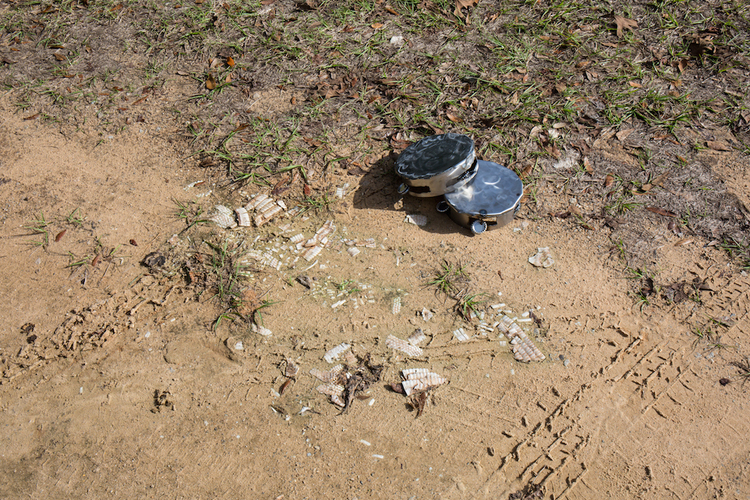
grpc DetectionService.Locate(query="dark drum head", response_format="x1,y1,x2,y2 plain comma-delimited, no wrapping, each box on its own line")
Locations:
444,160,523,217
395,133,474,180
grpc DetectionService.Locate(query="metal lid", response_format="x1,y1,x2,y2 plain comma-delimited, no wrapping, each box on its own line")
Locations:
395,133,474,180
443,160,523,218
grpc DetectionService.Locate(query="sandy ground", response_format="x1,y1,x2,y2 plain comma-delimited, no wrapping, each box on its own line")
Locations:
1,102,750,500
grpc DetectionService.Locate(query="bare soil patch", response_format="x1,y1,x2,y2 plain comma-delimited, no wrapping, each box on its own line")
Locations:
1,0,750,498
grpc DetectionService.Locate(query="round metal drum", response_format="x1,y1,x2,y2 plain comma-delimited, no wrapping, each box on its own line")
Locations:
395,133,476,197
441,160,523,234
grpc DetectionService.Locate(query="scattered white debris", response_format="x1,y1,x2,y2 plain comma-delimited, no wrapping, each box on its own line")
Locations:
401,369,447,396
407,329,426,346
386,335,423,357
324,343,351,364
252,323,272,336
453,328,471,342
210,204,237,229
529,247,554,268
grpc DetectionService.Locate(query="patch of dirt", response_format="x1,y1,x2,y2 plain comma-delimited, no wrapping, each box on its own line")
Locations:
2,1,750,498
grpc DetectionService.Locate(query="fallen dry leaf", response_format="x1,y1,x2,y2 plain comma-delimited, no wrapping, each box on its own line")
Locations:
583,157,593,173
54,53,66,61
371,22,384,29
385,4,398,15
616,128,634,141
604,173,615,187
205,74,216,90
614,15,638,38
226,56,235,67
628,81,642,88
454,0,478,19
707,140,731,151
646,206,677,217
446,112,462,123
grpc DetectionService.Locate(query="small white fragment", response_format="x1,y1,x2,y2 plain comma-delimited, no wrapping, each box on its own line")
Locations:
360,440,371,446
453,328,471,342
368,398,375,406
324,343,351,364
421,307,434,322
386,335,423,357
245,194,269,211
210,204,237,229
347,247,361,257
310,364,344,383
373,454,384,459
401,371,447,396
331,299,347,309
529,247,554,268
407,329,426,346
390,35,404,45
402,368,430,380
392,296,402,315
316,383,345,397
404,214,427,226
302,245,323,261
252,323,272,336
490,303,506,309
235,207,251,227
234,341,244,351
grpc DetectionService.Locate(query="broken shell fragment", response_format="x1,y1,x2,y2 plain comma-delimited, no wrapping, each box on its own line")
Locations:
386,335,423,357
453,328,471,342
235,207,251,227
310,364,345,383
497,315,545,362
347,247,361,257
210,204,237,229
529,247,554,268
245,193,270,211
314,220,336,241
392,296,402,315
284,359,300,378
402,367,430,380
421,307,434,322
400,369,447,396
407,329,426,346
316,383,345,397
254,203,283,227
324,343,351,364
512,335,545,362
316,382,346,407
302,245,323,262
252,323,272,336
